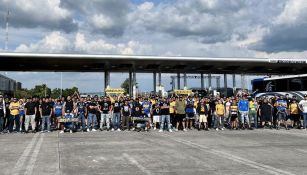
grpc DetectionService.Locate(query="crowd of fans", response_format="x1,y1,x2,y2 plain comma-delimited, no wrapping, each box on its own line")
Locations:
0,93,307,134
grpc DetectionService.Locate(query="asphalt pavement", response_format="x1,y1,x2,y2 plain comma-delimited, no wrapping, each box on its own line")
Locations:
1,129,307,175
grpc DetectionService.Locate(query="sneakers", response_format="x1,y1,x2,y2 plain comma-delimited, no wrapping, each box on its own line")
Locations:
154,127,157,130
215,128,219,131
59,131,64,134
111,128,115,131
221,128,224,131
159,129,163,132
92,129,97,132
70,130,73,134
117,128,121,131
87,128,90,132
169,129,172,133
183,128,187,132
175,128,178,132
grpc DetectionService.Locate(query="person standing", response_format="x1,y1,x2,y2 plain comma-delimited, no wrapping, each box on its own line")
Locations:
8,98,20,133
24,98,37,133
238,96,250,129
259,99,273,129
159,98,172,132
289,99,300,129
175,96,187,131
249,98,258,129
196,99,208,131
40,98,53,132
87,98,98,132
121,100,131,131
215,100,225,130
99,97,112,131
299,95,307,130
0,95,6,133
76,97,87,131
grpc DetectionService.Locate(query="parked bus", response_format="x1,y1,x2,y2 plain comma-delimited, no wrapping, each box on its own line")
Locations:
252,74,307,100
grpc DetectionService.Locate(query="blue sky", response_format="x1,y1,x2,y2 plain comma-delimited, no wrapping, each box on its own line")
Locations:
0,0,307,92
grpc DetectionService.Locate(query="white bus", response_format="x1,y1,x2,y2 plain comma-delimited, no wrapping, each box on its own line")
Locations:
252,74,307,100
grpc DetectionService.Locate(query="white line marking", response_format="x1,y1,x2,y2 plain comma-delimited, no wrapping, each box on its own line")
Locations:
12,133,39,175
159,133,295,175
24,133,44,175
122,153,152,175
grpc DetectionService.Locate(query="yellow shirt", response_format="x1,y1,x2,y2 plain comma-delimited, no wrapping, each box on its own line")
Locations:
216,104,225,116
9,102,20,116
290,103,299,114
170,101,176,114
151,99,156,105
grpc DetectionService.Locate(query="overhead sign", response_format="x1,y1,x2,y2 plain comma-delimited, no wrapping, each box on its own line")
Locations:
105,88,125,94
269,59,307,64
174,89,192,95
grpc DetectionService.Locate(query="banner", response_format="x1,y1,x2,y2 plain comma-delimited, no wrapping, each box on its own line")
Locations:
174,89,192,95
105,88,125,94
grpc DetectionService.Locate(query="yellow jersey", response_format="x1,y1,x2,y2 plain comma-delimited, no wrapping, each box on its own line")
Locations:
216,104,225,116
170,101,176,114
9,102,20,116
290,103,299,114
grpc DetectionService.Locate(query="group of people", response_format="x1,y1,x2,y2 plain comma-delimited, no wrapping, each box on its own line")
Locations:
1,93,307,134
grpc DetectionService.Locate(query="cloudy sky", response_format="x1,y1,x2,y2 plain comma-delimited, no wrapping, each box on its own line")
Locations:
0,0,307,92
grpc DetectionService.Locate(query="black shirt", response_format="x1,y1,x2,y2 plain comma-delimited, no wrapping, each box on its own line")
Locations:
25,102,36,115
87,102,97,114
100,101,111,114
260,103,272,116
77,102,86,114
65,100,74,113
132,104,142,117
160,101,170,115
122,104,131,116
113,101,121,113
40,102,52,116
152,104,160,115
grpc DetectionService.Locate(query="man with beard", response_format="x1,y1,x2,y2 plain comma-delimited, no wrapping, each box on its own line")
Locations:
40,98,53,133
99,97,112,131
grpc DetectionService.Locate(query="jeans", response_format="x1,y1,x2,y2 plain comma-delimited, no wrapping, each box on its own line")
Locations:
87,113,97,129
303,113,307,129
214,116,224,129
41,115,51,131
0,117,3,131
160,115,171,130
121,115,130,130
25,115,36,131
249,112,257,128
100,113,110,129
240,111,249,124
8,115,20,132
78,113,86,129
112,112,121,130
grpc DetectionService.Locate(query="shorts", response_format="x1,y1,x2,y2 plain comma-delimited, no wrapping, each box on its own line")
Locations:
186,113,195,119
261,115,271,122
277,112,287,121
290,114,300,122
176,114,185,122
153,115,160,123
199,114,208,123
231,114,238,122
55,113,62,118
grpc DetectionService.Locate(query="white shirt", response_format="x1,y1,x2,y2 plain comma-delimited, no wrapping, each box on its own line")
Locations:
299,100,307,113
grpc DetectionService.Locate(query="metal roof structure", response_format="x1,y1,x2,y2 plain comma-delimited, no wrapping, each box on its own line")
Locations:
0,52,307,74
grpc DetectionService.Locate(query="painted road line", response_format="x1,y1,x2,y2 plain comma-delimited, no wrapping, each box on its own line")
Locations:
122,153,152,175
12,133,39,175
24,133,44,175
159,133,295,175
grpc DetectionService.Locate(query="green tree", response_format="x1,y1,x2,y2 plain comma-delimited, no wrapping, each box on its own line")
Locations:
15,89,31,99
51,88,62,99
62,87,79,97
121,78,130,94
31,84,51,97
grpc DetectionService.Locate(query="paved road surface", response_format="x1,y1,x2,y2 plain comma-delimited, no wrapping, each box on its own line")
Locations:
1,129,307,175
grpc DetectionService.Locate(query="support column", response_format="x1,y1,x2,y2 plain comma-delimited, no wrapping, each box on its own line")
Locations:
183,72,187,90
232,74,236,93
158,72,162,96
153,72,157,96
241,74,245,90
201,73,204,90
216,77,221,89
104,70,110,96
129,70,132,97
208,74,212,91
171,76,175,91
133,71,136,98
177,72,181,89
224,74,228,97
